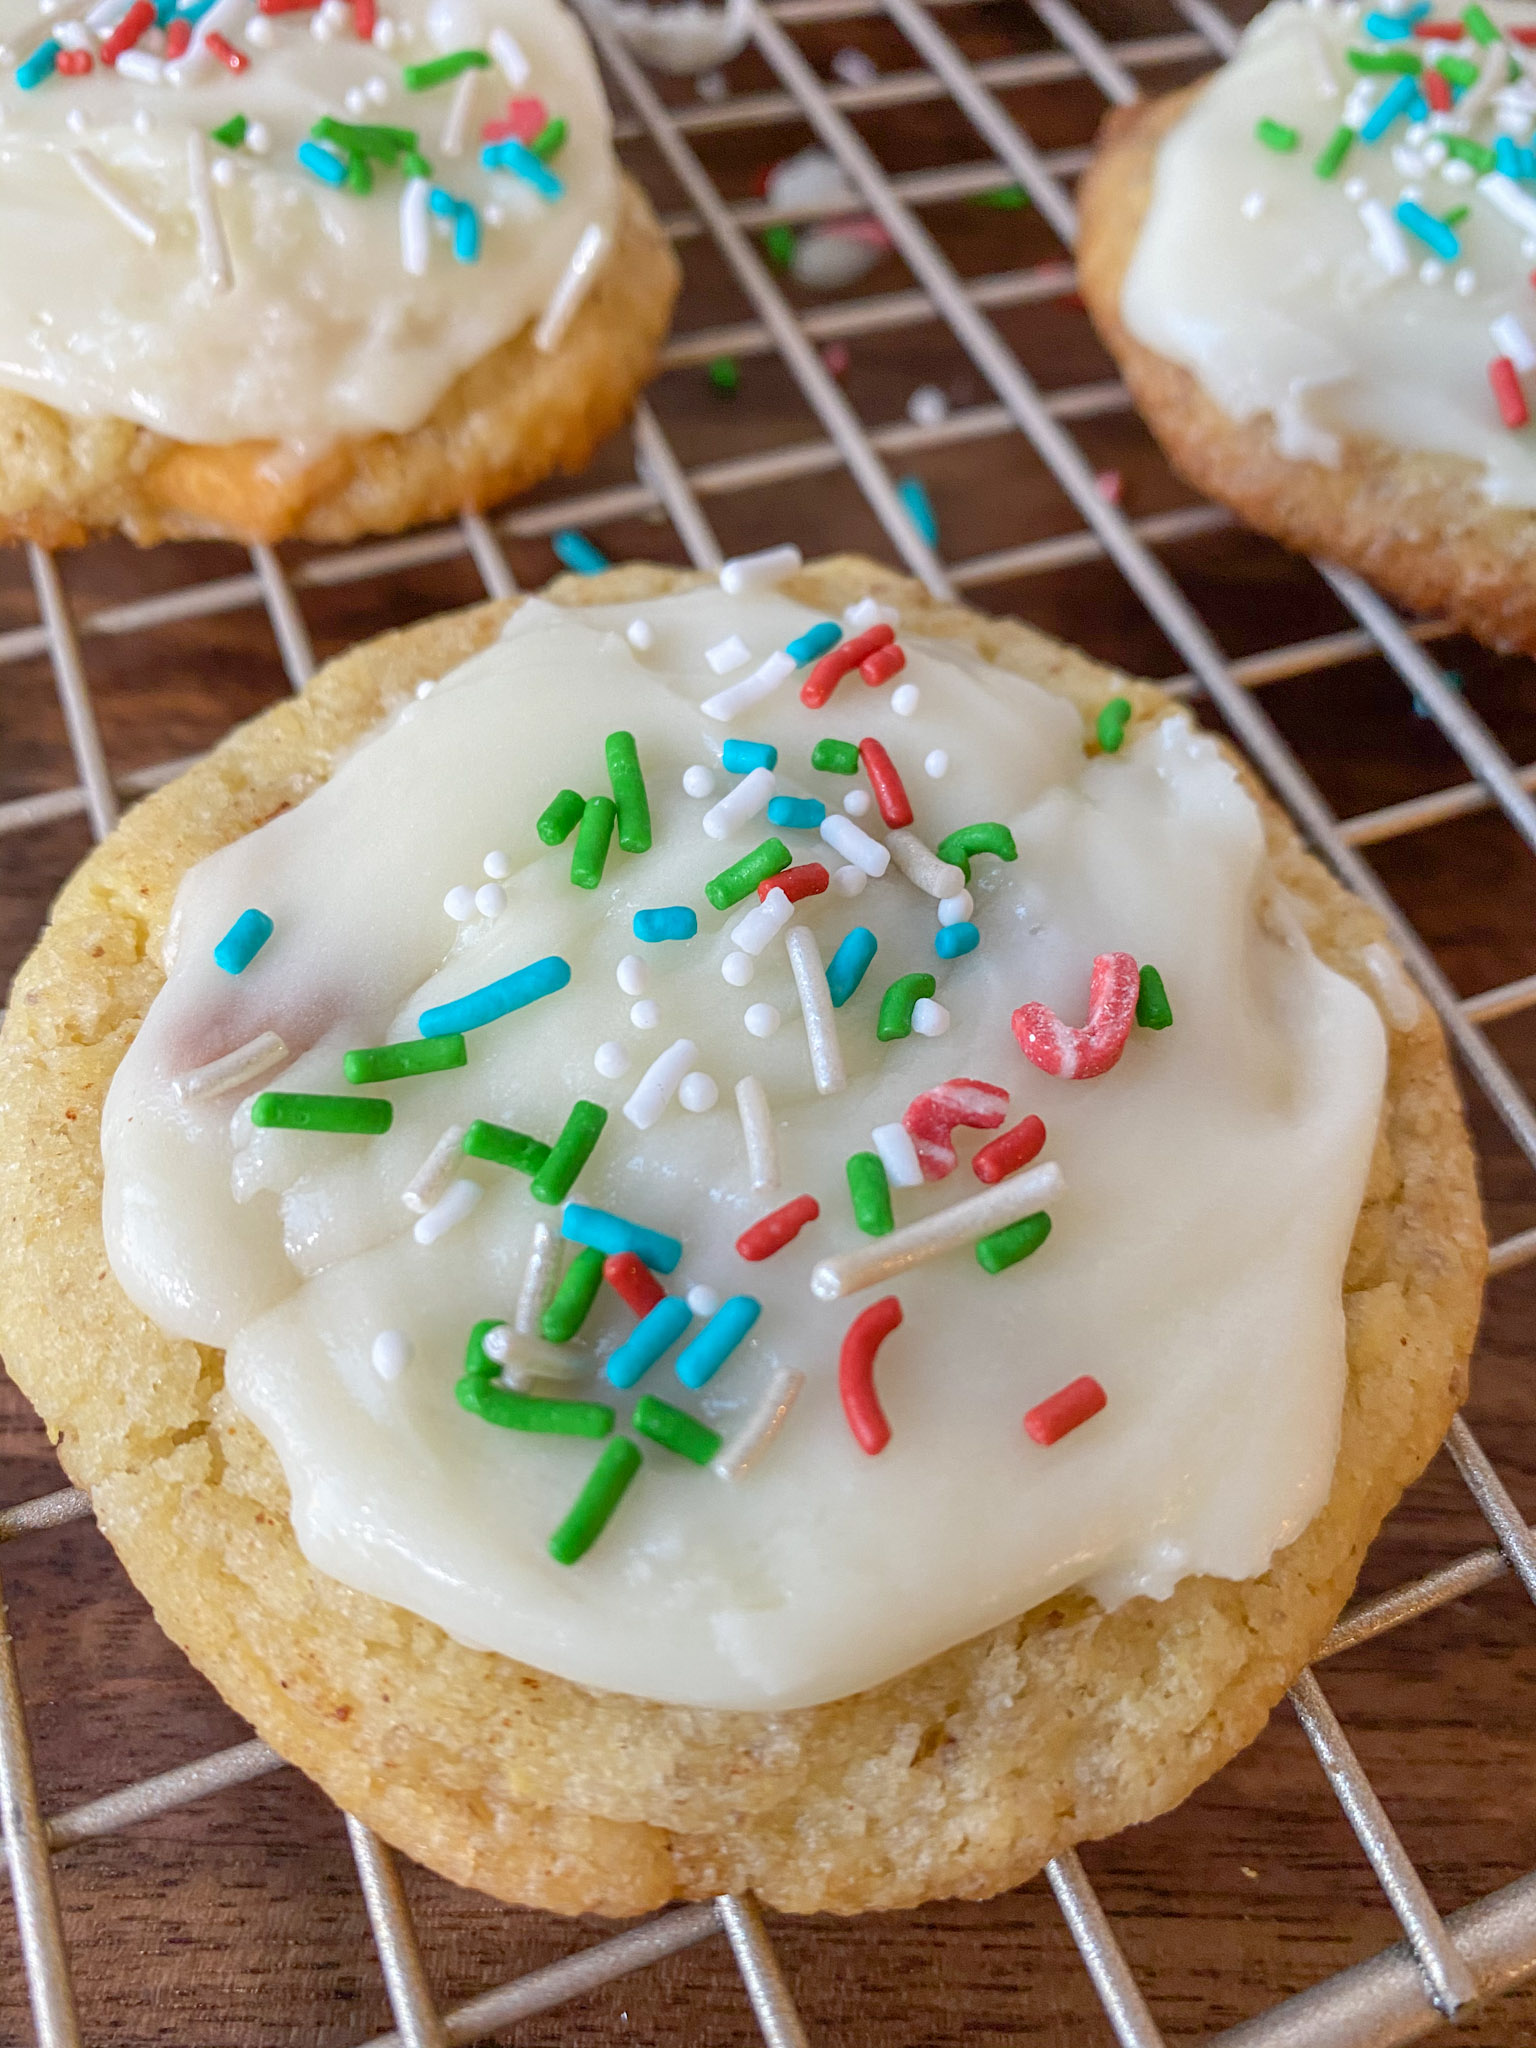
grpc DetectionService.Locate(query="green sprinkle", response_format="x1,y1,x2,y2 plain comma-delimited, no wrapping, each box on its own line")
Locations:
529,1099,607,1205
1255,116,1299,151
877,972,937,1043
250,1092,391,1135
1096,696,1132,753
707,355,739,396
1445,132,1495,169
811,737,861,774
1315,123,1354,178
632,1394,721,1465
456,1376,614,1437
541,1244,606,1343
312,117,417,156
211,113,247,147
705,837,792,912
343,1033,466,1085
762,222,796,270
548,1436,642,1565
537,786,586,845
402,47,490,89
464,1318,502,1378
531,114,567,159
570,794,617,890
1346,45,1421,70
934,820,1018,884
462,1119,551,1175
846,1152,893,1236
1136,964,1173,1030
970,183,1029,209
345,151,374,194
975,1211,1052,1276
1463,2,1498,42
1437,52,1480,85
401,148,433,177
1442,203,1470,227
605,730,652,854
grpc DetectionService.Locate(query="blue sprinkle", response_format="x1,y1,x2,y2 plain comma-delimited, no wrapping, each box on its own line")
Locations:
633,905,698,943
154,0,176,23
553,528,609,575
213,908,273,976
606,1296,693,1389
418,954,571,1036
481,136,563,198
825,926,878,1007
675,1295,761,1389
1496,134,1532,180
1364,7,1417,35
766,795,827,829
297,139,350,186
16,38,59,86
897,474,939,548
453,202,480,262
429,186,457,217
1395,197,1458,259
934,920,980,960
786,622,841,666
722,738,777,774
562,1203,682,1274
174,0,221,18
1361,73,1419,143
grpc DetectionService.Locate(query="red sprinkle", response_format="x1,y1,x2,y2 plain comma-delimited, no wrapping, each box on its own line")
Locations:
483,95,547,142
801,624,894,709
1012,952,1140,1081
206,29,246,67
56,46,93,70
857,736,913,828
760,861,829,904
972,1113,1046,1184
259,0,322,11
100,0,154,63
604,1251,664,1317
860,642,906,687
163,16,190,55
902,1078,1010,1182
1414,17,1465,32
1024,1375,1107,1447
1490,355,1528,430
1422,66,1452,110
736,1193,819,1262
1509,22,1536,39
822,341,851,378
840,1296,902,1455
353,0,376,33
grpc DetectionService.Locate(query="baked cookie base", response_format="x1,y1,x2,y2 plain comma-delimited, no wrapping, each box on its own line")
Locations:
0,176,679,551
1079,92,1536,657
0,558,1485,1917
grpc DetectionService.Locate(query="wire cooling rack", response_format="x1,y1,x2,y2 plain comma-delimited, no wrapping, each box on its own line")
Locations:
2,0,1536,2040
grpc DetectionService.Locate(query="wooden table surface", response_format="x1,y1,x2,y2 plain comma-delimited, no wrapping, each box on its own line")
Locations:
3,0,1536,2040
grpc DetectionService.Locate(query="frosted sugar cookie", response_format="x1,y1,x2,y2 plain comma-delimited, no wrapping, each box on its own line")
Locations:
1080,0,1536,653
0,556,1483,1915
0,0,677,545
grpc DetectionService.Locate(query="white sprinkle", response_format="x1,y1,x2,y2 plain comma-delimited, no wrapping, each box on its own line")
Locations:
906,382,949,426
1441,156,1474,185
1492,313,1536,371
1343,174,1369,202
1478,169,1536,240
211,157,236,188
413,1176,481,1245
784,924,845,1095
440,62,478,155
884,826,964,899
845,595,898,631
444,883,477,921
924,749,949,778
483,1319,590,1385
114,46,162,80
720,543,802,596
705,632,751,674
515,1219,558,1335
402,1123,468,1214
703,763,776,838
626,616,655,651
630,998,661,1030
811,1161,1064,1300
744,1003,780,1038
735,1074,779,1190
696,67,727,100
721,951,755,987
686,1283,721,1318
345,84,369,114
474,882,505,918
594,1039,631,1079
366,73,389,102
842,788,872,817
1419,259,1444,285
617,953,648,996
911,997,950,1037
1423,137,1447,167
1240,188,1266,221
65,109,91,135
1359,197,1410,279
244,13,273,43
1392,145,1425,179
937,888,973,926
372,11,395,42
372,1330,412,1381
400,175,430,277
489,20,528,82
244,119,269,153
830,862,868,897
1454,266,1477,296
729,886,794,957
679,1071,719,1112
820,812,889,876
310,9,333,35
174,1029,288,1102
483,848,511,879
871,1121,923,1189
890,682,920,716
682,763,716,799
713,1364,804,1480
1361,940,1421,1031
534,220,608,353
624,1037,698,1129
830,43,878,84
701,648,795,722
53,16,89,46
68,147,156,246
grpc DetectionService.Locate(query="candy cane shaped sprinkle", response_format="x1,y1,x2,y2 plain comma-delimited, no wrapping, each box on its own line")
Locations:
624,1037,698,1131
706,837,792,911
413,1176,482,1245
820,812,889,877
462,1120,550,1175
785,924,846,1095
570,795,617,889
902,1079,1009,1182
977,1209,1052,1275
400,174,430,274
344,1034,466,1084
1136,965,1174,1030
762,861,829,903
633,1394,721,1465
825,926,878,1008
1014,952,1141,1080
547,1437,642,1565
418,954,571,1036
534,221,608,352
973,1113,1046,1184
456,1376,613,1437
604,730,652,854
516,1220,560,1335
542,1243,606,1342
606,1295,692,1388
703,765,776,839
708,635,751,676
252,1092,392,1134
735,1074,779,1191
481,1321,597,1387
633,906,698,943
871,1120,924,1189
440,63,478,155
563,1204,683,1275
719,543,803,595
766,795,827,830
935,921,980,960
812,1162,1064,1301
801,624,894,708
934,821,1017,884
676,1294,761,1388
713,1365,804,1479
856,736,913,827
877,971,936,1042
185,131,233,292
736,1193,819,1261
839,1296,902,1454
846,1151,893,1236
67,146,159,243
1096,696,1132,753
1490,354,1529,428
604,1250,665,1316
730,888,794,956
701,649,796,722
174,1030,288,1102
1024,1375,1106,1447
885,827,965,900
529,1099,607,1205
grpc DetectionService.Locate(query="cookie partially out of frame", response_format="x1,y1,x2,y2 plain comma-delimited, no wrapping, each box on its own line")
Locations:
1079,90,1536,656
0,178,677,552
0,557,1484,1917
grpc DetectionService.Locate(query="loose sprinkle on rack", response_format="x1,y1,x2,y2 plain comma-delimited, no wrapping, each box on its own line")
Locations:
902,1079,1010,1182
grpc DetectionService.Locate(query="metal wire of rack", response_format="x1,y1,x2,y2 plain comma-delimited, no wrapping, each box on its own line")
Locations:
1,0,1535,2040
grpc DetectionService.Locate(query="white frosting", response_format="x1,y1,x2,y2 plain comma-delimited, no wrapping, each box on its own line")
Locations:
1122,0,1536,505
0,0,616,445
100,587,1387,1709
